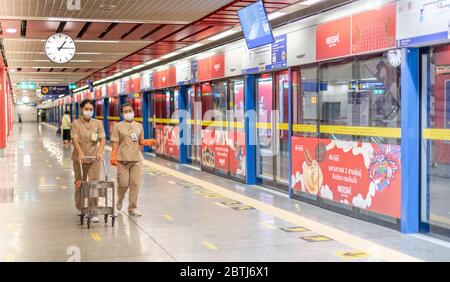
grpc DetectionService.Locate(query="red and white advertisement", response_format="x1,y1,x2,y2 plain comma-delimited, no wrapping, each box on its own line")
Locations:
228,130,246,177
351,2,396,54
198,57,211,82
214,129,229,173
131,76,141,93
210,53,225,79
201,128,216,169
316,17,351,61
154,124,179,160
291,136,401,218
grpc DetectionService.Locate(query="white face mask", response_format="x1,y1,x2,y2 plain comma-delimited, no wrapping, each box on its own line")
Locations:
124,113,134,121
83,110,93,119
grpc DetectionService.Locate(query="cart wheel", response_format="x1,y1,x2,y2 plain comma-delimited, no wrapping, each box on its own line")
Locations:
87,218,91,229
104,215,108,223
112,217,115,227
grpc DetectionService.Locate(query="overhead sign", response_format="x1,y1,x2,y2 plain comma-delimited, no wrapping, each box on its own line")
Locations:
18,82,38,90
41,85,70,98
397,0,450,47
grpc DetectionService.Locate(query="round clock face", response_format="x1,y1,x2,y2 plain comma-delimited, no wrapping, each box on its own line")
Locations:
387,49,402,67
45,33,76,64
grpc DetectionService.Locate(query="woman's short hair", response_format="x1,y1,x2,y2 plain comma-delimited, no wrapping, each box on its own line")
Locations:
80,99,94,109
121,103,133,113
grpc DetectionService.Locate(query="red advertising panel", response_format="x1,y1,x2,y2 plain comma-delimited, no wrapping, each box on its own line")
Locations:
168,67,177,87
153,71,161,89
159,69,169,88
94,87,102,99
124,78,132,94
292,136,401,218
229,131,246,177
154,124,179,160
352,3,396,54
107,84,114,97
316,17,351,60
211,53,225,79
202,128,216,169
198,57,211,81
214,129,229,173
131,77,141,93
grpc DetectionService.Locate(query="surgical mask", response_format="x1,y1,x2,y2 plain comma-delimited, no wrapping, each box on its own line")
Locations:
83,110,93,119
124,113,134,121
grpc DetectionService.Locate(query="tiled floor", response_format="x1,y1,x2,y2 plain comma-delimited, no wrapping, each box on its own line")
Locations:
0,122,449,262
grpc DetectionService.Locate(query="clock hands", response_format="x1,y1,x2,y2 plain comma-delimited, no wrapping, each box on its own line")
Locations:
57,40,67,51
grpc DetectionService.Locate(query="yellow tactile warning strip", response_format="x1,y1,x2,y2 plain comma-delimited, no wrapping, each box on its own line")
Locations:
202,240,218,250
41,123,422,261
335,250,372,260
163,214,174,221
91,232,102,242
280,226,310,233
301,235,333,242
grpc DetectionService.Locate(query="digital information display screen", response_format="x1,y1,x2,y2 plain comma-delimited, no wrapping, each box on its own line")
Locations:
238,0,274,49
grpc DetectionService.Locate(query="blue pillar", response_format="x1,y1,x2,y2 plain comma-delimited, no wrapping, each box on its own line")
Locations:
245,74,257,185
103,98,110,140
119,95,126,122
401,48,420,234
142,92,151,152
75,103,79,119
288,68,293,199
178,85,188,164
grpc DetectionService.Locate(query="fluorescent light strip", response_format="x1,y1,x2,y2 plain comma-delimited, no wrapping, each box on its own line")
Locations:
208,29,238,41
180,43,203,52
161,52,180,59
268,11,286,20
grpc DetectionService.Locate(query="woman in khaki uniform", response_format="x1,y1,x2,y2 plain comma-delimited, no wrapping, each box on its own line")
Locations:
110,103,156,216
71,99,106,222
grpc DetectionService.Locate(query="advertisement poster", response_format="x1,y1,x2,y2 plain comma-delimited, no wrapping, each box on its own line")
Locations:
210,53,225,79
396,0,450,47
202,128,216,169
269,34,287,70
155,124,179,160
352,2,396,54
214,129,230,173
198,57,211,81
316,17,351,60
291,136,401,218
229,131,246,177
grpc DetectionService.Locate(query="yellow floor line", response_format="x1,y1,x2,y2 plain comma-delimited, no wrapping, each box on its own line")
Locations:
213,202,228,208
41,124,421,262
202,240,218,250
91,232,102,242
260,222,277,230
163,214,174,221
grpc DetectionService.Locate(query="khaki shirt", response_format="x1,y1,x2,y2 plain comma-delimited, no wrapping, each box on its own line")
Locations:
111,121,144,162
71,118,105,161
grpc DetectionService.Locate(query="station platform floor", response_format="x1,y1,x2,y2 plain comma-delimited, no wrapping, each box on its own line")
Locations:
0,122,449,262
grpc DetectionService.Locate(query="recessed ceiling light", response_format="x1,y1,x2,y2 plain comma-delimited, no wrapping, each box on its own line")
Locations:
5,28,17,34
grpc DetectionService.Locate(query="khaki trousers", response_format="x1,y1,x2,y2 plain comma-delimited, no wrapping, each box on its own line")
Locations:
73,160,101,210
117,161,142,212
